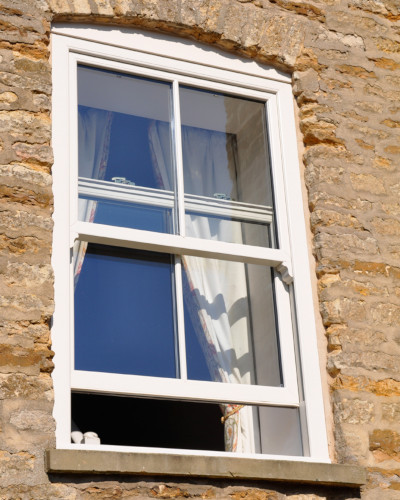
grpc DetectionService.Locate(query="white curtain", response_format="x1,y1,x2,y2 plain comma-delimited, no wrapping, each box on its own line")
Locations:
149,122,259,453
74,108,113,285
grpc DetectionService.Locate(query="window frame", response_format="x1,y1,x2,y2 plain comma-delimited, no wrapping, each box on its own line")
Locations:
51,24,329,462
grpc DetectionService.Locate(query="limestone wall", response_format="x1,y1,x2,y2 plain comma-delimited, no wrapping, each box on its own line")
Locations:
0,0,399,498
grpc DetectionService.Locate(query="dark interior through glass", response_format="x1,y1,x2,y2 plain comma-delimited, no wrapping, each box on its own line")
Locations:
74,244,213,381
71,393,303,456
74,244,178,378
99,110,167,189
72,393,225,451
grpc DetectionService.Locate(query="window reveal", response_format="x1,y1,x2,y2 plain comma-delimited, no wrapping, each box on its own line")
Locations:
51,27,329,461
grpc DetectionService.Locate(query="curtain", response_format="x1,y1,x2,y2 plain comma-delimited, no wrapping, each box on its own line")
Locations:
74,108,113,286
149,122,259,453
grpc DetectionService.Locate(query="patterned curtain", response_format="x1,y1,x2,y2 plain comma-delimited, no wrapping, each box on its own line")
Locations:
73,108,113,286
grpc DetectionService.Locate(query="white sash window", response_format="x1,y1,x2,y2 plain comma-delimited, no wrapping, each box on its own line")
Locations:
51,25,329,461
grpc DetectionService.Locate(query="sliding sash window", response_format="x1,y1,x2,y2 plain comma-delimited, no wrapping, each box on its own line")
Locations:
52,26,329,461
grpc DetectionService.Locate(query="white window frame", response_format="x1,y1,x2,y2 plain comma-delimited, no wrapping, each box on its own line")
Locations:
51,24,329,463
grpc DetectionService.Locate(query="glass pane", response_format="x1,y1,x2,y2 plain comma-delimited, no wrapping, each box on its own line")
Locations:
183,257,282,387
185,212,271,247
74,244,177,378
259,406,303,456
180,86,273,205
77,65,175,233
180,86,275,246
79,195,172,233
72,393,303,456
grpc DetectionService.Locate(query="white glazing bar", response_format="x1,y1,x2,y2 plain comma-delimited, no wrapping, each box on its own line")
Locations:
172,80,185,236
78,178,174,208
78,178,274,223
68,56,78,376
69,245,75,378
69,55,79,226
62,50,284,107
71,370,299,406
185,194,273,223
175,257,187,380
51,34,74,448
73,221,288,267
272,274,298,394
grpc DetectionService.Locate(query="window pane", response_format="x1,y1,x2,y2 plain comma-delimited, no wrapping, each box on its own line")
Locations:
185,212,271,247
77,65,175,233
180,86,275,246
258,406,303,456
74,244,177,378
183,257,282,387
72,393,303,456
79,195,172,233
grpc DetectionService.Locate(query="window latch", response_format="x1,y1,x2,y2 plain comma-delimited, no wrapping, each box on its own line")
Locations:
277,260,293,285
112,176,136,186
70,231,79,248
213,193,231,200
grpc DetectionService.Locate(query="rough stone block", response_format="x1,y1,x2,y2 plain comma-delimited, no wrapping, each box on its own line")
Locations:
370,429,400,462
333,396,375,425
382,403,400,423
371,303,400,328
350,173,386,195
314,233,379,260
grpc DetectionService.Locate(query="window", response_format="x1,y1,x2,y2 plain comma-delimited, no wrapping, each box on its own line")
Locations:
51,25,329,461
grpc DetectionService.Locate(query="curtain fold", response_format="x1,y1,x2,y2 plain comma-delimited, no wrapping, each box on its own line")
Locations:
74,108,113,286
149,121,259,453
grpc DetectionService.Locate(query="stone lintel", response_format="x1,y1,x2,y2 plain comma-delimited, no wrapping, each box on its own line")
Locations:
46,449,366,487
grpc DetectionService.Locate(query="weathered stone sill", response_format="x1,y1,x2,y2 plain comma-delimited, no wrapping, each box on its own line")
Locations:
46,449,366,487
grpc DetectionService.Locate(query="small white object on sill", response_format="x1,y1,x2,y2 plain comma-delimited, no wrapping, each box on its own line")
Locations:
82,432,101,445
71,420,101,445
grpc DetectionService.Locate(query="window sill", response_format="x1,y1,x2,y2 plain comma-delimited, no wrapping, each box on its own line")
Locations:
46,449,366,487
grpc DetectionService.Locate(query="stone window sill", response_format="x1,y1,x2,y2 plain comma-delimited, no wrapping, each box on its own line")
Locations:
46,449,366,487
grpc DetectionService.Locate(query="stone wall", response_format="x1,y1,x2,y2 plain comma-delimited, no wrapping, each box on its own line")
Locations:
0,0,399,498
